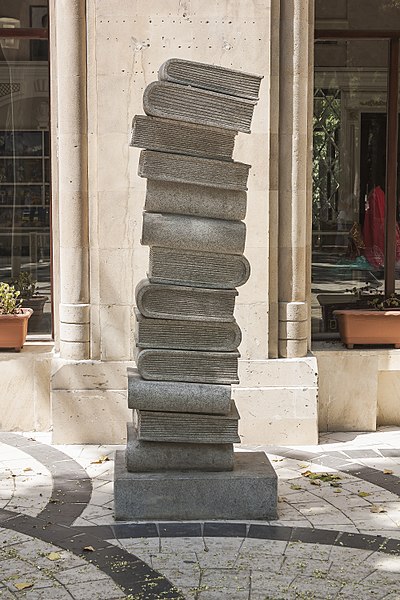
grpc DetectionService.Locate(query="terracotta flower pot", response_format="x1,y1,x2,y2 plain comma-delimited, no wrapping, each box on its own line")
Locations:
334,309,400,349
0,308,33,352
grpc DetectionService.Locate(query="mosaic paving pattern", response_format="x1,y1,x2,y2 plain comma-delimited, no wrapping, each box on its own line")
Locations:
2,430,400,598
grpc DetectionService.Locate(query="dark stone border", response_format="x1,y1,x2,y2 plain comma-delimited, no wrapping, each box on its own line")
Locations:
0,432,92,526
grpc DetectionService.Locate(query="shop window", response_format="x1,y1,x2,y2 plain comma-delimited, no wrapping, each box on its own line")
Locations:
0,1,51,336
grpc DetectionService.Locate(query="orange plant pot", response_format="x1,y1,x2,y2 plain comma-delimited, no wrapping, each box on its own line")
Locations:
334,309,400,349
0,308,33,352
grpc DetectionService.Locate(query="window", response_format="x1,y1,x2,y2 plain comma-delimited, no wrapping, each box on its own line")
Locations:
313,2,400,339
0,1,51,336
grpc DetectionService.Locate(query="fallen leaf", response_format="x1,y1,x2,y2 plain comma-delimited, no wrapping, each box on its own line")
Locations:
370,505,387,513
298,463,309,469
15,582,34,591
302,471,341,483
23,467,32,472
90,456,110,464
310,480,321,486
333,488,342,493
358,491,371,498
384,469,394,475
46,552,61,561
290,484,302,491
83,545,95,552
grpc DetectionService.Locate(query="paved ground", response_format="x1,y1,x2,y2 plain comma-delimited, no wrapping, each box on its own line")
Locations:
3,430,400,598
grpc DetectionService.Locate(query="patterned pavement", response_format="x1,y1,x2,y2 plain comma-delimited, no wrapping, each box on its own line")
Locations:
2,429,400,598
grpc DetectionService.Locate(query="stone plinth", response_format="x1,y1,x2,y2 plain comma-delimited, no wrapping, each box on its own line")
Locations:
143,81,256,133
128,370,232,415
159,58,263,100
148,247,250,289
145,180,247,221
114,450,278,520
131,115,236,160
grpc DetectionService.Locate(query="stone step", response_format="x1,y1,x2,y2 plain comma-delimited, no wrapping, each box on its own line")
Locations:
145,180,247,222
114,450,278,520
136,279,238,322
136,348,240,384
138,150,250,191
135,310,241,352
126,423,234,472
143,81,256,133
127,369,232,415
130,115,236,161
159,58,263,100
141,212,246,256
148,247,250,289
135,401,240,443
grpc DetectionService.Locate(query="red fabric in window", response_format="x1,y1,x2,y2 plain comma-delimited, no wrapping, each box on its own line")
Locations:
363,185,400,268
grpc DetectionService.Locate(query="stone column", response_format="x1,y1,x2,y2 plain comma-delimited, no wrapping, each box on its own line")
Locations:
55,0,90,359
277,0,313,358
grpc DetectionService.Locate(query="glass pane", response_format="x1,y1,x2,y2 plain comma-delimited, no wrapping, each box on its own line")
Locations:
312,39,388,338
0,1,51,336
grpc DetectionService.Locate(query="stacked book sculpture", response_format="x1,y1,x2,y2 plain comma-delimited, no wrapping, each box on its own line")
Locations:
114,58,277,520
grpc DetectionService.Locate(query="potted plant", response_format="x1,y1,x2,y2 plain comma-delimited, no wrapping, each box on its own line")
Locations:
0,282,33,351
334,292,400,349
10,272,48,333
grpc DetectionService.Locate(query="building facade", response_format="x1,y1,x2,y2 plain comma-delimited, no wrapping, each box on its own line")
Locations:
0,0,399,444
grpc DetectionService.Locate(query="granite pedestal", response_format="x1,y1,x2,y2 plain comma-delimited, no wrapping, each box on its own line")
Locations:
114,450,278,520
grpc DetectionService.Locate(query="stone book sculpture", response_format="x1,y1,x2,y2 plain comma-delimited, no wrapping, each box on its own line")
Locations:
114,58,278,520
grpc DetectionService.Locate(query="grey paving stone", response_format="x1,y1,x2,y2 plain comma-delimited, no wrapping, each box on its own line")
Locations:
131,115,236,160
143,81,257,133
128,369,232,415
148,246,250,289
22,587,73,600
139,149,250,190
142,211,246,255
145,180,247,222
55,563,111,585
159,58,263,100
64,580,125,600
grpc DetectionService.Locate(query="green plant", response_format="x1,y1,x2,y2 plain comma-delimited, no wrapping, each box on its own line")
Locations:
368,293,400,310
10,272,38,299
0,282,22,315
346,282,400,310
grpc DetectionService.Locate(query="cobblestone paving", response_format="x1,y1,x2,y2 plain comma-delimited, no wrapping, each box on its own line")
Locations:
3,429,400,598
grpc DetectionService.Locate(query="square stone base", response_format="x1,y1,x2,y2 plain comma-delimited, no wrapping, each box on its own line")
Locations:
114,450,277,520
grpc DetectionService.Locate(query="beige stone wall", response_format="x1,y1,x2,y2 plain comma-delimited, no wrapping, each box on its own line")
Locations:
87,0,271,364
48,0,319,444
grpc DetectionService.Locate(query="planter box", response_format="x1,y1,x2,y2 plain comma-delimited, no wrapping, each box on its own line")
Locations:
334,309,400,348
0,308,33,351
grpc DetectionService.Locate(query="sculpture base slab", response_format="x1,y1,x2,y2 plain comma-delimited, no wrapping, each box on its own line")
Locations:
114,450,278,521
